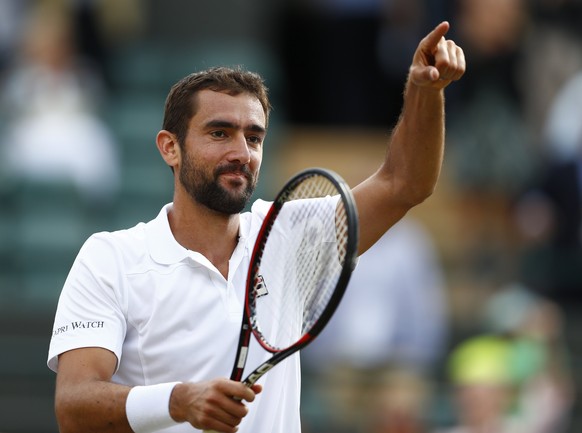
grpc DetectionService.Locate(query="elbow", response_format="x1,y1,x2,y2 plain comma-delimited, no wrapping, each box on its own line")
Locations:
382,166,440,210
398,181,436,210
412,184,436,206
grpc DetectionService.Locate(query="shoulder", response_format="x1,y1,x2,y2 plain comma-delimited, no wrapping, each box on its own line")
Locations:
70,210,163,279
69,220,153,285
80,223,147,263
80,204,171,264
249,199,273,219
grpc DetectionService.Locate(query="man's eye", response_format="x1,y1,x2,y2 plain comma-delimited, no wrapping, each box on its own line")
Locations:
247,136,262,146
211,131,226,138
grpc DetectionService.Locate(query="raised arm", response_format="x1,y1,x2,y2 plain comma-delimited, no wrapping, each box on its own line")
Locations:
55,348,261,433
353,21,465,254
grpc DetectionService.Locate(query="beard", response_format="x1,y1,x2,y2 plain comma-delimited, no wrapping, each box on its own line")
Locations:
179,152,257,215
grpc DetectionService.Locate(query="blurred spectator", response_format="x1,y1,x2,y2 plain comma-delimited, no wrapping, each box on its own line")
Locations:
447,0,535,196
519,0,582,152
0,2,120,204
0,0,29,74
513,69,582,302
301,217,448,433
443,0,535,305
542,72,582,162
70,0,146,88
434,285,573,433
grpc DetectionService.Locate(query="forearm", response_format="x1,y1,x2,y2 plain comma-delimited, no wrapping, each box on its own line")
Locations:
55,346,257,433
353,80,446,253
384,78,445,206
55,380,133,433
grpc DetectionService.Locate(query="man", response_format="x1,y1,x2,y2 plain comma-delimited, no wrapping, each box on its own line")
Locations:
48,21,465,433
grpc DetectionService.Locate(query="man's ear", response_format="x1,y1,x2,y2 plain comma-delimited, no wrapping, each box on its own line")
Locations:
156,130,180,169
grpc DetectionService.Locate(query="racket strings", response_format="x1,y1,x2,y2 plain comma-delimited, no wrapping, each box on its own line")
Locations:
254,174,351,351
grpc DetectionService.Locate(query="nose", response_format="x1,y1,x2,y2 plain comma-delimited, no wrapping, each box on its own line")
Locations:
228,133,251,165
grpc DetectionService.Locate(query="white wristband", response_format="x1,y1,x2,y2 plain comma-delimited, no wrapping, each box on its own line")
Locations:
126,382,182,433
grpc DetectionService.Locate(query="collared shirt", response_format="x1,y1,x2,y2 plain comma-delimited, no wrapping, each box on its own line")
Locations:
47,201,301,433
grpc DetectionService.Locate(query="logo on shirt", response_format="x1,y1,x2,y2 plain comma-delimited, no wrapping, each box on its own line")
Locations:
52,320,105,337
255,275,269,298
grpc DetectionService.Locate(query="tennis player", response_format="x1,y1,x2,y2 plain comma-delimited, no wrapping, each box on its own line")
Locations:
48,21,464,433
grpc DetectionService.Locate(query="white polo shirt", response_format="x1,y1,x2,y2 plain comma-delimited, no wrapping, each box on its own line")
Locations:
47,200,302,433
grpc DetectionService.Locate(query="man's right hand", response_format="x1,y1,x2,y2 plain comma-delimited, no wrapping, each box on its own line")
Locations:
169,379,263,433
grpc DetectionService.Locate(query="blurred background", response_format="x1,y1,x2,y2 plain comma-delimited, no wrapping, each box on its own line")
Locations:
1,0,582,432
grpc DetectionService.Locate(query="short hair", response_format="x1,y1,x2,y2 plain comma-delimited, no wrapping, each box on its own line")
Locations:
162,66,271,146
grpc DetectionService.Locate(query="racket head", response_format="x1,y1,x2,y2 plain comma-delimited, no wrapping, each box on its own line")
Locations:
246,167,359,357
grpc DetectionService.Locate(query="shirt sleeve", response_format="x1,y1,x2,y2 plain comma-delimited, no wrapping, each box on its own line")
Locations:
47,232,127,372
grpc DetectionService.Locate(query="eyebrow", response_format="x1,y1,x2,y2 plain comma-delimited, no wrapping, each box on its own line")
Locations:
205,119,266,134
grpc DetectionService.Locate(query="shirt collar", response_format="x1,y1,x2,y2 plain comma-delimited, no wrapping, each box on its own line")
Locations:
145,202,253,266
145,203,190,265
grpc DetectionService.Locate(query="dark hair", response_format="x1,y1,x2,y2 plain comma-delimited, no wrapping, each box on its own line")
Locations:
162,66,271,146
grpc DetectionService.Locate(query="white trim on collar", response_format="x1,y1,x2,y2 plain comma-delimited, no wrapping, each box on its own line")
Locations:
145,203,189,265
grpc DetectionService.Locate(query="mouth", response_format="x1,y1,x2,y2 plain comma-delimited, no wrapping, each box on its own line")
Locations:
216,165,252,186
216,166,252,187
220,171,248,185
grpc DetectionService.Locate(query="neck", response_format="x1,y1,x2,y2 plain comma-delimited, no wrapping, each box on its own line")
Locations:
168,195,240,278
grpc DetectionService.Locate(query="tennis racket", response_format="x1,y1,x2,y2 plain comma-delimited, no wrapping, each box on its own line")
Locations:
205,168,358,432
230,167,359,389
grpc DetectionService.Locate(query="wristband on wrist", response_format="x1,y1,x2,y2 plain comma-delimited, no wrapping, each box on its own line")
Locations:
125,382,182,433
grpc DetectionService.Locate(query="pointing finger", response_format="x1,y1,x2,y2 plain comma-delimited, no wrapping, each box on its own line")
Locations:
421,21,450,52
